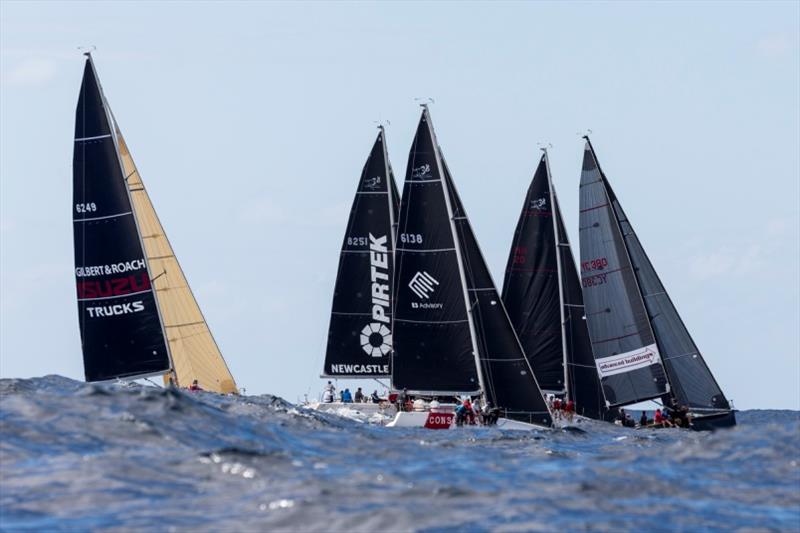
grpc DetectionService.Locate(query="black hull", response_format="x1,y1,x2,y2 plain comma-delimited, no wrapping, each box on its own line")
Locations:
690,411,737,431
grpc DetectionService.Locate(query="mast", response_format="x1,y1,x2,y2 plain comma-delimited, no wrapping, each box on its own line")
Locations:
379,125,397,254
542,148,570,402
423,105,487,401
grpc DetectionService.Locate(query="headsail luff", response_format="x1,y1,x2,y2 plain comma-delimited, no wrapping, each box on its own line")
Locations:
323,128,398,378
391,108,482,395
579,138,670,407
502,154,605,420
587,141,732,418
114,121,238,395
73,56,171,382
442,159,553,427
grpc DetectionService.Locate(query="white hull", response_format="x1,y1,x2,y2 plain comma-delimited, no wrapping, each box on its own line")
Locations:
304,401,394,424
386,410,549,431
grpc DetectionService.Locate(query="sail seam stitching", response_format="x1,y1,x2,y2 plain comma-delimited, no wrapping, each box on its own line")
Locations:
74,211,132,222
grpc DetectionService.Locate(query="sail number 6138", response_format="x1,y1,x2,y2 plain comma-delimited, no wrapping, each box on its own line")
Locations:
400,233,423,244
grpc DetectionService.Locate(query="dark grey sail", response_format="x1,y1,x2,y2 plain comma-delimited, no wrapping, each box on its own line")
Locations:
443,160,552,426
594,143,734,426
324,128,399,377
73,56,171,382
391,108,481,395
579,139,669,407
503,154,605,420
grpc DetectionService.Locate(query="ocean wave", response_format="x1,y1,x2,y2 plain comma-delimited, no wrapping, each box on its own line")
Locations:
1,376,798,532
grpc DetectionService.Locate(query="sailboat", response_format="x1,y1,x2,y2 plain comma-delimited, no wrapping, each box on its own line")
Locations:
502,149,607,421
389,106,553,429
578,137,735,430
312,127,400,415
73,54,238,394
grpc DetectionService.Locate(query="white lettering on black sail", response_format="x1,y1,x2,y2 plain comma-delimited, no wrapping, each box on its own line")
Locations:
323,129,398,377
72,56,170,382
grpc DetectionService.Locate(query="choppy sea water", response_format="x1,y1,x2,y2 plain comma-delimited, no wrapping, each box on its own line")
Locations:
1,376,798,532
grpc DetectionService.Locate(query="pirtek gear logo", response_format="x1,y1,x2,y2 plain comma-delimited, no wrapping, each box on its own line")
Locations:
409,271,439,299
360,323,392,358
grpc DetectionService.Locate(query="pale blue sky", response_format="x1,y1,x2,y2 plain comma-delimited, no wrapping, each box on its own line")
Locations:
1,1,798,409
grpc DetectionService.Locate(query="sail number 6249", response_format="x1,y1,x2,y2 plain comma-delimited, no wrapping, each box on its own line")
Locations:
75,203,97,213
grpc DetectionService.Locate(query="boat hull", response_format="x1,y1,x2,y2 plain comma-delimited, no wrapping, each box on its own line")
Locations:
386,411,548,431
690,410,737,431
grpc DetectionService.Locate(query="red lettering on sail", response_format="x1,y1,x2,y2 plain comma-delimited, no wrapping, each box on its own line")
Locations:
76,273,151,299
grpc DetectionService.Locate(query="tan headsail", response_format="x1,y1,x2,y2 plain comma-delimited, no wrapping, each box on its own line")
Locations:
114,122,238,394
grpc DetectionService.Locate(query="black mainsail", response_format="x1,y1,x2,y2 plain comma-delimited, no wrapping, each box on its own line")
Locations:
73,55,238,393
324,127,399,377
581,138,734,426
392,107,551,427
73,56,170,381
502,152,605,420
392,108,480,394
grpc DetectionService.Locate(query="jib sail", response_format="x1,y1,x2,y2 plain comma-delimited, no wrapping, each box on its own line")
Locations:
324,127,399,378
597,148,732,416
115,122,238,394
73,56,170,382
503,152,604,419
443,160,552,426
578,139,669,407
391,107,481,395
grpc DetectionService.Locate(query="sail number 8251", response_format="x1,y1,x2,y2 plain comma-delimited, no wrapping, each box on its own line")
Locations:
75,203,97,213
400,233,423,244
